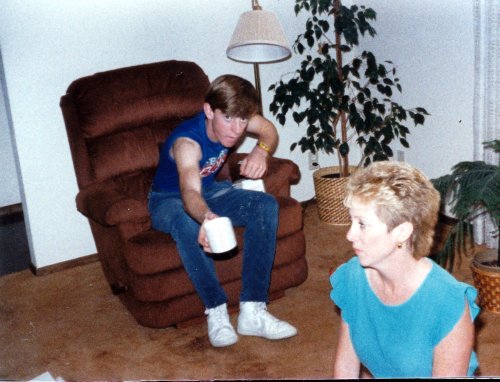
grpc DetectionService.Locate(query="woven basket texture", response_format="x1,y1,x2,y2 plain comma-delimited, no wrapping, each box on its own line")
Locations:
471,250,500,313
313,166,357,225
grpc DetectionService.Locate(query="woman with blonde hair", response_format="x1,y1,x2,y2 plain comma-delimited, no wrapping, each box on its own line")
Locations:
330,161,479,378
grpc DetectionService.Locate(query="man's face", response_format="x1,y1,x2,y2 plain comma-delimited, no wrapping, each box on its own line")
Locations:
205,104,248,147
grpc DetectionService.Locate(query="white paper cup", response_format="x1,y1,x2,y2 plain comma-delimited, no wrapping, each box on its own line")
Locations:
204,217,237,253
233,179,266,192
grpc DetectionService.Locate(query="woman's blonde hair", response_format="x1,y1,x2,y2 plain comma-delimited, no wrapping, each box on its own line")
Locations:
344,161,440,259
205,75,259,119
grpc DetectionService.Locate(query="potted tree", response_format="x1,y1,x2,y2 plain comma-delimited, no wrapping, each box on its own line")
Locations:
432,140,500,313
268,0,428,224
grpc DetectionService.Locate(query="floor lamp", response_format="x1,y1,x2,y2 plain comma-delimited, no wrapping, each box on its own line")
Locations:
226,0,291,115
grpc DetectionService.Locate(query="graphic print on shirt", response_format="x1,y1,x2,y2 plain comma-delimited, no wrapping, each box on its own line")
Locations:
200,150,228,177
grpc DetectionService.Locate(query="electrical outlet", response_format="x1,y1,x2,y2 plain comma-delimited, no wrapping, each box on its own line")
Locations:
397,150,405,162
309,152,320,170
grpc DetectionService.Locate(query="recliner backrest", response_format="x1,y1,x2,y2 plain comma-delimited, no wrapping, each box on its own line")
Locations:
61,60,210,189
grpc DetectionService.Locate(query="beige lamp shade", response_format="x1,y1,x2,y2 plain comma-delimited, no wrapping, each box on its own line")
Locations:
226,9,291,63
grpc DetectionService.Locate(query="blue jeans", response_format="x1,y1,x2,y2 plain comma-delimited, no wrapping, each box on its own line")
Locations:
148,181,279,309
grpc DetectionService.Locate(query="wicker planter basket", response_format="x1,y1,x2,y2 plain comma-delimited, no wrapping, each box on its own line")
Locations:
313,166,357,225
470,249,500,314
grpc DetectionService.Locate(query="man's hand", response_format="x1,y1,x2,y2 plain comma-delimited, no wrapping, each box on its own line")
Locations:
239,146,268,179
199,211,219,252
241,114,278,179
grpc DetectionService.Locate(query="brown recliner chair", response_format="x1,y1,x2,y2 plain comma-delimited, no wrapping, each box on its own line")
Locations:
60,60,308,328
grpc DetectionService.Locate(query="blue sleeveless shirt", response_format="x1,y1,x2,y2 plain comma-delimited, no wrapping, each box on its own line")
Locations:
330,257,480,378
152,111,229,193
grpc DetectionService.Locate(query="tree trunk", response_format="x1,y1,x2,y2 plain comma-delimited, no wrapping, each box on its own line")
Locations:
334,0,349,177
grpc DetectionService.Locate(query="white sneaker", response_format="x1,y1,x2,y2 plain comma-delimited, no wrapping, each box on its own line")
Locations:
205,303,238,347
237,302,298,340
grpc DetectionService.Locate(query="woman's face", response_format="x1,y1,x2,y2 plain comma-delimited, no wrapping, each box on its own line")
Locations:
346,198,401,268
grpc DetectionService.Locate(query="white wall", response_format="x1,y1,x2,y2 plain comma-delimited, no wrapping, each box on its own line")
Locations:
0,0,474,269
0,50,21,208
355,0,475,179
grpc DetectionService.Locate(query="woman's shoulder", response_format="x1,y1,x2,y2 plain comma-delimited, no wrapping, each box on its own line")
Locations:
424,259,479,318
330,257,364,297
330,257,363,320
331,257,361,281
423,259,480,345
426,259,476,294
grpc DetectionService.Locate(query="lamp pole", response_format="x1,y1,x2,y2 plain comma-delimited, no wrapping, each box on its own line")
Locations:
252,0,263,115
253,63,263,115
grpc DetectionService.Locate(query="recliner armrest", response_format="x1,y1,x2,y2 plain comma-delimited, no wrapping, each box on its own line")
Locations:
218,153,301,198
76,179,149,226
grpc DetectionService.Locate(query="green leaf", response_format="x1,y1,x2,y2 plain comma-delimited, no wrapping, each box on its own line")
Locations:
297,43,305,55
363,101,373,116
292,111,302,123
306,35,315,48
416,107,430,115
307,124,320,136
366,52,377,74
364,8,377,20
318,20,330,33
339,142,350,156
413,113,425,125
343,26,359,46
382,143,393,157
399,125,410,135
373,152,388,161
377,64,387,77
278,114,286,126
294,3,301,15
376,84,386,95
314,25,322,40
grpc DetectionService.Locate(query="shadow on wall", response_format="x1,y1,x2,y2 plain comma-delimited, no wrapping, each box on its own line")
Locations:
0,204,30,276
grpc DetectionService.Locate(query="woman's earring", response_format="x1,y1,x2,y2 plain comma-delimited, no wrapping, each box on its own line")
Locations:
397,242,403,249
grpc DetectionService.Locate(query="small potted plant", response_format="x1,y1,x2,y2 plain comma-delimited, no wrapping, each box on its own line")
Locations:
268,0,428,224
432,140,500,313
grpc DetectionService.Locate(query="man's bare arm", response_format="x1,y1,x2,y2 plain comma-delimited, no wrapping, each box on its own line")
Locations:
172,137,212,223
240,114,279,179
172,138,218,251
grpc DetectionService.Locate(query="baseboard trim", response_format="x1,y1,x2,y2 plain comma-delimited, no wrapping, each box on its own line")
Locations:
31,254,99,276
0,203,24,225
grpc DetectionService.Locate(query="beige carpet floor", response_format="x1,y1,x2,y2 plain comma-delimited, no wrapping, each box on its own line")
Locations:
0,202,499,380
